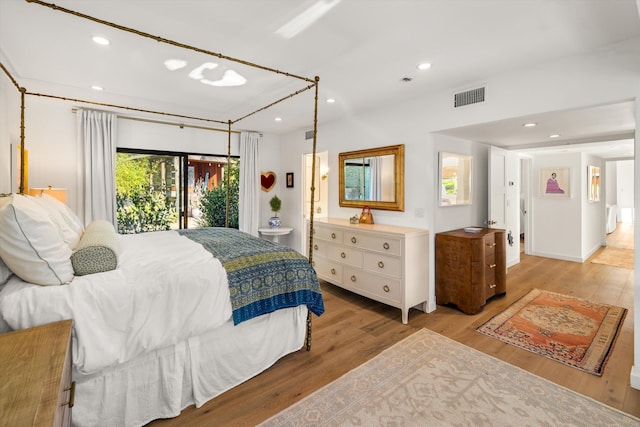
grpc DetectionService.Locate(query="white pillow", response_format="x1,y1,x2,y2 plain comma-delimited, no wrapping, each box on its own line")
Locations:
30,194,84,249
0,194,74,286
0,257,12,285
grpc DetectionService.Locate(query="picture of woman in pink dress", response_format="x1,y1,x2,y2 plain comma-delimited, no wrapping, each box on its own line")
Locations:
546,172,565,194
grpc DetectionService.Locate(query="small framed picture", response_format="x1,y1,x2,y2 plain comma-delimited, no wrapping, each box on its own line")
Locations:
286,172,294,188
540,167,570,198
588,165,600,202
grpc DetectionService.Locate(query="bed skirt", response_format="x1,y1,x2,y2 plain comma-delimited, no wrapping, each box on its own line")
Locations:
72,305,308,427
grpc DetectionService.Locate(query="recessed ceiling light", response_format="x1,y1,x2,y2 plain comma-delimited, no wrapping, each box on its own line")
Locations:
417,63,431,70
91,85,103,91
326,98,336,103
92,36,110,46
549,134,560,138
523,122,537,127
275,117,282,122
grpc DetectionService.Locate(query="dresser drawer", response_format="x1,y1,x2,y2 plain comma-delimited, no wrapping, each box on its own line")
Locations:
363,252,401,278
344,231,402,256
311,240,327,258
312,256,343,284
327,245,363,267
313,225,343,243
343,267,402,303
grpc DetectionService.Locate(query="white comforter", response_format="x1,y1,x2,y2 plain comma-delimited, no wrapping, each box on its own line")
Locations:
0,230,232,375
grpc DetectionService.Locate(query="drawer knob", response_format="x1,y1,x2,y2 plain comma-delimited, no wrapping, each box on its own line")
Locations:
341,252,346,259
61,381,76,408
351,275,357,282
351,236,357,244
487,243,496,247
378,261,385,269
314,244,319,250
488,263,496,268
331,268,336,275
489,284,497,289
383,285,390,293
383,242,390,250
331,232,336,239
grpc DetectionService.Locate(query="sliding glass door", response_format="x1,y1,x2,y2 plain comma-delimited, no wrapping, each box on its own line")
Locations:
115,149,239,233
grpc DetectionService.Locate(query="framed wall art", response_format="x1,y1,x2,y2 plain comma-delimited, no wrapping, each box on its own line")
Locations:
286,172,294,188
539,167,570,198
588,165,601,202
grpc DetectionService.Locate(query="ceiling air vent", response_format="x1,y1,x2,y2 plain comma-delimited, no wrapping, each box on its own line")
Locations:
305,130,314,140
454,87,485,108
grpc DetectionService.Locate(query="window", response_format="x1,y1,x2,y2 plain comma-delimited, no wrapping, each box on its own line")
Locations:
115,149,238,233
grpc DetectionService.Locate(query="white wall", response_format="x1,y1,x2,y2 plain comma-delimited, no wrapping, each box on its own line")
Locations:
529,153,583,262
581,154,607,259
617,160,635,222
606,161,618,207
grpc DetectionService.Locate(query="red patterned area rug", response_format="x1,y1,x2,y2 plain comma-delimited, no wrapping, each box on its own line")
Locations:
477,289,627,376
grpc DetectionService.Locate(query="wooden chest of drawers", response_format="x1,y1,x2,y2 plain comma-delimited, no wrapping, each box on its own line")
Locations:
435,227,506,315
310,218,429,324
0,320,74,426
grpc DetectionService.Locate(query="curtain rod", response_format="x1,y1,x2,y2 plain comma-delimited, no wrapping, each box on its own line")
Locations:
71,108,242,134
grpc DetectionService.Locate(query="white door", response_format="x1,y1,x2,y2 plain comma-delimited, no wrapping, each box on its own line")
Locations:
489,145,522,266
488,146,508,229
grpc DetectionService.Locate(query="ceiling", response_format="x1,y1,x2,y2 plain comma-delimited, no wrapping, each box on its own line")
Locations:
0,0,638,158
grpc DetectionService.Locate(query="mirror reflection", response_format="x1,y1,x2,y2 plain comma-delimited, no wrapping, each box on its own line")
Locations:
339,144,404,211
343,154,395,202
439,151,472,206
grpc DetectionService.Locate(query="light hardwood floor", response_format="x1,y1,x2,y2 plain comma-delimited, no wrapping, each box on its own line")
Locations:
150,223,638,426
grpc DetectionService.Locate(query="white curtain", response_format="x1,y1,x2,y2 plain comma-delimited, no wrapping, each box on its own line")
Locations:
239,131,260,236
368,156,382,201
76,109,117,226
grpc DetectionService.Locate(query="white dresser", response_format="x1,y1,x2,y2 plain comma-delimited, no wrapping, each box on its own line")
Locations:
310,218,429,324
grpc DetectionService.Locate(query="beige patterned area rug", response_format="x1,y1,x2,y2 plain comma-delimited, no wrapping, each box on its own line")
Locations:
258,329,639,427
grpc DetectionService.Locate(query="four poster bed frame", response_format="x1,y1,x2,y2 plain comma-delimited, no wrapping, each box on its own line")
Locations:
0,1,323,426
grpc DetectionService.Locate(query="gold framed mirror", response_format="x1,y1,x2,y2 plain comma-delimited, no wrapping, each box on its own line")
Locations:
339,144,404,211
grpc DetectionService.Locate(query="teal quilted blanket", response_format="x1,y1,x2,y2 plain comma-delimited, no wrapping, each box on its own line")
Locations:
178,228,324,324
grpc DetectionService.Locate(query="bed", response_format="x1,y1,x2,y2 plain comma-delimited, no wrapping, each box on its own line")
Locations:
0,193,324,426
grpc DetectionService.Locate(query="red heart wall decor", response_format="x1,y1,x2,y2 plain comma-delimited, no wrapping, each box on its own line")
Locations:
261,171,277,192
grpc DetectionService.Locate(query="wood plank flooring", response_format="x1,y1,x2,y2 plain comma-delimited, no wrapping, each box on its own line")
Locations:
150,223,639,426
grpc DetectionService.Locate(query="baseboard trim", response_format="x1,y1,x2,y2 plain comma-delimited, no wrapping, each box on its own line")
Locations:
630,366,640,390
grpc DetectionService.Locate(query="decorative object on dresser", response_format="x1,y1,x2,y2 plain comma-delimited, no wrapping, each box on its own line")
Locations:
435,227,506,314
311,218,429,324
0,319,74,427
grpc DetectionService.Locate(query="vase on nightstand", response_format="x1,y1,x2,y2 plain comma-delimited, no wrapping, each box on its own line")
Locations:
268,216,281,228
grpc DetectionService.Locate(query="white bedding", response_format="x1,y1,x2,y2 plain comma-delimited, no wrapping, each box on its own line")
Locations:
0,230,232,375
